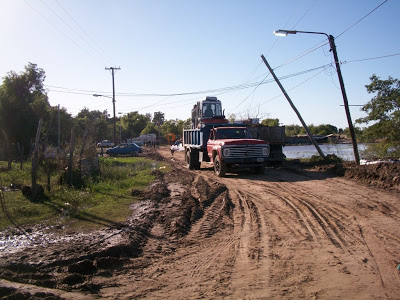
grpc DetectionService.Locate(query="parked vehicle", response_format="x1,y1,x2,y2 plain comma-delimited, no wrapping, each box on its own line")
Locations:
97,140,114,147
170,140,184,152
106,143,142,156
182,96,285,177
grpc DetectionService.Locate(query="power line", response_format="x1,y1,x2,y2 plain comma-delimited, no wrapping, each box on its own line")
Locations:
342,53,400,64
232,66,330,117
335,0,389,39
24,0,111,65
45,63,333,98
291,0,319,29
23,0,92,56
229,73,271,112
272,0,389,72
274,40,329,71
44,47,396,113
130,64,334,113
54,0,110,61
39,0,112,64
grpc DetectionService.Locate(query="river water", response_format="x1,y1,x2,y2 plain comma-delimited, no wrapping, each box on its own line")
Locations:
283,143,369,161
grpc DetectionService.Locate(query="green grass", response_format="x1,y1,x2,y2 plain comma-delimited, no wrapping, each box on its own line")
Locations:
0,157,168,232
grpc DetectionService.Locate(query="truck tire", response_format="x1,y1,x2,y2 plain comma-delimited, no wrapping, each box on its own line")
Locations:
193,150,201,170
214,156,226,177
186,149,201,170
186,150,195,170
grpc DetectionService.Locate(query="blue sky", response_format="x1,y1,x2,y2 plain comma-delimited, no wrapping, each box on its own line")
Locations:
0,0,399,129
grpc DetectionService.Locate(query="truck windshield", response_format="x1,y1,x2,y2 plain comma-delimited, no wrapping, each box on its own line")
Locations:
216,128,248,139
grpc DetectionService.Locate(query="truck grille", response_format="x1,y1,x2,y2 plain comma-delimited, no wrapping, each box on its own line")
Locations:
223,145,269,158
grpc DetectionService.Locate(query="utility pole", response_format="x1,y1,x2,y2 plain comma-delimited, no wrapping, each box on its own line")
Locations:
328,35,360,165
261,54,325,159
273,29,360,164
105,67,121,146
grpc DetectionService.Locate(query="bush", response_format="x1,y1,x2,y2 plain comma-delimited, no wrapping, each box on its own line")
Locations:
360,142,400,160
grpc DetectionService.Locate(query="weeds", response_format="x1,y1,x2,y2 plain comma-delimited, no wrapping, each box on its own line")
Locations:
0,157,165,231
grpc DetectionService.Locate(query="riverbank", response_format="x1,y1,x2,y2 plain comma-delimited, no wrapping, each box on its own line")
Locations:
283,143,370,161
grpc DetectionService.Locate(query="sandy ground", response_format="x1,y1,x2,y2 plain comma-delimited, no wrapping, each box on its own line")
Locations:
1,146,400,299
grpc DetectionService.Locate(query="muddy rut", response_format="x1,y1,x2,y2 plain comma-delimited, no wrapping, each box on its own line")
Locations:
1,148,400,299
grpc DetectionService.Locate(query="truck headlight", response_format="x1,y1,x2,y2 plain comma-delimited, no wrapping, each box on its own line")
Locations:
262,147,270,156
223,148,230,157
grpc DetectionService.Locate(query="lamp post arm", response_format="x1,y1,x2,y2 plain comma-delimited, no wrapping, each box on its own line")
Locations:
293,30,329,38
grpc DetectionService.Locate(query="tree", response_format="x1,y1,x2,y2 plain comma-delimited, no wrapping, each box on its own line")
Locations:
313,124,338,136
161,120,179,136
176,118,191,136
0,63,50,151
46,106,73,147
285,124,303,136
74,108,111,144
261,118,280,127
140,122,158,136
356,75,400,156
122,111,149,138
152,111,165,125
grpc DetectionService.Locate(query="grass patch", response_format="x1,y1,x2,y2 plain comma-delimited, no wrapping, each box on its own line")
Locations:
0,157,167,232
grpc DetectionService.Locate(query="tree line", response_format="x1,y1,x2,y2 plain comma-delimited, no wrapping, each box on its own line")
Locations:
0,63,190,157
1,64,399,158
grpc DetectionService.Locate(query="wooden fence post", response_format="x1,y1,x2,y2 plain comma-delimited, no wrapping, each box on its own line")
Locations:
68,128,75,186
1,130,11,171
32,119,43,198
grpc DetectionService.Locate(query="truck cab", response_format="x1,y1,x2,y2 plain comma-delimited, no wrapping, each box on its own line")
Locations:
207,127,270,176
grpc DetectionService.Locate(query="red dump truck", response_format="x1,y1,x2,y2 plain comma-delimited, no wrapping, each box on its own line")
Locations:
182,97,285,177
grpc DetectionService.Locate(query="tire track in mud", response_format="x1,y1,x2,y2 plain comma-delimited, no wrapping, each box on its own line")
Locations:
266,184,347,249
237,178,399,295
264,180,400,271
224,187,275,298
166,151,400,298
249,180,353,250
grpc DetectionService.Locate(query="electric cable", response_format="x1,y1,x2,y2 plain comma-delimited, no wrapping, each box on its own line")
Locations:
335,0,389,40
54,0,110,61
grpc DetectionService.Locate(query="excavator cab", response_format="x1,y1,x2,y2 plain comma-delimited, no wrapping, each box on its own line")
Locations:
191,96,226,128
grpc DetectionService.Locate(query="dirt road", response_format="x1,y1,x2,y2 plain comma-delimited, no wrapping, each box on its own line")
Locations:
1,147,400,299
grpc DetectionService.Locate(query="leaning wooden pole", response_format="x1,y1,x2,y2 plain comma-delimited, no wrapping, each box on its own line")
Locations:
261,54,325,159
32,118,43,198
68,128,75,186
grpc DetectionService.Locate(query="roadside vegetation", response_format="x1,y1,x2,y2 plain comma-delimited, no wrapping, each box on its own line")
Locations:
0,157,168,232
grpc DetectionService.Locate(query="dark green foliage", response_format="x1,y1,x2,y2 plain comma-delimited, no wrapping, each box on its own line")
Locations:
121,111,150,139
356,75,400,157
0,63,49,147
357,75,400,143
261,118,280,127
75,107,111,143
285,124,338,136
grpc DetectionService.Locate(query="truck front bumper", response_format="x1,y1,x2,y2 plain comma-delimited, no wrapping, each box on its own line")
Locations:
222,157,270,168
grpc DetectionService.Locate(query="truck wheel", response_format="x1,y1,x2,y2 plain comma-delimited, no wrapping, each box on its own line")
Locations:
193,150,201,170
186,150,195,170
214,156,226,177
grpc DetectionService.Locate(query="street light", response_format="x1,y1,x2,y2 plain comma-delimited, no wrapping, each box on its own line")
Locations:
273,29,360,165
93,93,117,146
